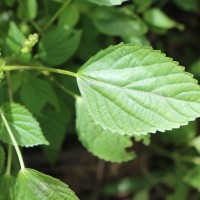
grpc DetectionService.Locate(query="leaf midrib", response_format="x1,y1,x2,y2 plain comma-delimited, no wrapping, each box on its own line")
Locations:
78,74,200,104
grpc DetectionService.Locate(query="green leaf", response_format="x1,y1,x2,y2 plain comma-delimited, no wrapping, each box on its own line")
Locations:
0,175,16,200
38,27,81,66
144,8,184,31
0,146,5,173
91,7,147,37
85,0,127,6
58,3,80,29
10,72,23,94
76,98,136,162
20,77,59,115
17,0,38,20
184,166,200,191
41,108,71,164
77,44,200,136
0,103,48,147
15,168,79,200
134,134,151,146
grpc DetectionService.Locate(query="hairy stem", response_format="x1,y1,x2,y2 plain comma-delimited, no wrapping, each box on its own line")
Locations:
3,65,77,78
5,72,14,175
0,110,25,170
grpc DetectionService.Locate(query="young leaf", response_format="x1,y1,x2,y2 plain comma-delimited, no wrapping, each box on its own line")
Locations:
3,22,30,60
76,98,136,162
85,0,127,6
0,103,48,147
0,175,16,200
20,77,59,115
38,28,81,66
0,146,5,173
144,8,183,31
4,21,24,55
15,168,79,200
91,7,147,37
77,44,200,136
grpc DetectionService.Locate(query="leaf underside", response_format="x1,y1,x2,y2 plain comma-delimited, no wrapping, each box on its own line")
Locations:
0,103,48,147
76,98,136,162
0,175,16,200
77,43,200,136
15,169,79,200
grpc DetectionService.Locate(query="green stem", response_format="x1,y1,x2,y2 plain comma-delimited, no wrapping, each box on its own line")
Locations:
52,79,79,99
5,145,12,175
3,65,77,78
5,72,14,175
0,109,25,170
39,0,71,34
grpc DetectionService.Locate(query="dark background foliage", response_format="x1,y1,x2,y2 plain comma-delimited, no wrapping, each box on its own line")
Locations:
1,0,200,199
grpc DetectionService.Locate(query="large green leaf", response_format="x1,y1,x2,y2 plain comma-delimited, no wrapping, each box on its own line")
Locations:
85,0,127,6
20,77,59,115
15,168,79,200
77,44,200,136
76,98,135,162
0,175,16,200
91,7,147,37
0,146,5,173
0,103,48,147
38,28,81,66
